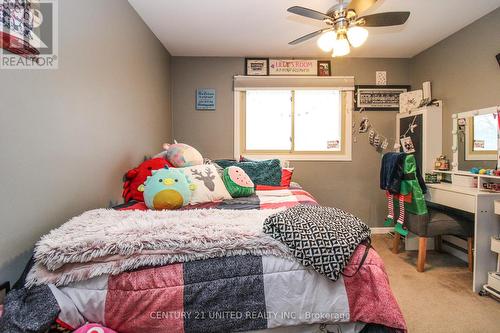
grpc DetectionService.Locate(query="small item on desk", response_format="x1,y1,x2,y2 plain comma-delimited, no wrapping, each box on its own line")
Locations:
470,167,500,176
481,182,500,192
434,155,449,171
470,167,480,174
425,173,440,184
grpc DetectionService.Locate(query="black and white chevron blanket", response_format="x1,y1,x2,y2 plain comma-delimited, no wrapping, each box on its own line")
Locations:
263,205,371,281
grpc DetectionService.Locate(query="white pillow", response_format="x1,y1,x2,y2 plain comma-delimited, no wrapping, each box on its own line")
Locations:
179,164,231,204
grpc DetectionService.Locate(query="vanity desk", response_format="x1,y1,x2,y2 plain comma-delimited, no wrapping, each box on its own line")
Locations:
429,105,500,293
426,172,500,293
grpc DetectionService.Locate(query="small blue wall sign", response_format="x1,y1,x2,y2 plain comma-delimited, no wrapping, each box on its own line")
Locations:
196,89,216,110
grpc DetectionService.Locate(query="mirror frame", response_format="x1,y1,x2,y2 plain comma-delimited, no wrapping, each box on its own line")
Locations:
452,106,500,171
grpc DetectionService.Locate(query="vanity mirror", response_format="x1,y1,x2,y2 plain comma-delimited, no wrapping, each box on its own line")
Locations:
452,106,500,171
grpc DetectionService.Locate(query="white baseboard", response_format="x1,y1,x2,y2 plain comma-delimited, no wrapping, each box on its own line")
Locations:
370,227,393,234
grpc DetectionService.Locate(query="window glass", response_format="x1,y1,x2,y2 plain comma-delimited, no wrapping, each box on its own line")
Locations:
294,90,342,151
245,90,292,151
473,114,497,151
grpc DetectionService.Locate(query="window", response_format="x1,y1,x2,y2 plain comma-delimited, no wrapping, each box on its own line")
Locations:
236,89,352,161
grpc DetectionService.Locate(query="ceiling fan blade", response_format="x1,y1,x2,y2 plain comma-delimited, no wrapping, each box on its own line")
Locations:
289,29,325,45
359,12,410,27
287,6,331,21
347,0,378,14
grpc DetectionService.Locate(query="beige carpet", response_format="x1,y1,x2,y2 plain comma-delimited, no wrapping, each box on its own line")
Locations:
373,234,500,333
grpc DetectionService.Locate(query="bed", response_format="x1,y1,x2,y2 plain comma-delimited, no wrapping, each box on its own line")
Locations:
8,186,406,333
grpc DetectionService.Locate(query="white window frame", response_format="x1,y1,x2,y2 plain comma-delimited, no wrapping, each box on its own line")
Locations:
233,81,353,161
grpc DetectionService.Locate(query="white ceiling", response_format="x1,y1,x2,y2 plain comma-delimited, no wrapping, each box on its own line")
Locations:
128,0,500,58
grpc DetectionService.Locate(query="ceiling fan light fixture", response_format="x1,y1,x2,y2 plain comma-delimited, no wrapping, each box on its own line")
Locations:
317,31,336,52
347,26,368,47
332,33,350,57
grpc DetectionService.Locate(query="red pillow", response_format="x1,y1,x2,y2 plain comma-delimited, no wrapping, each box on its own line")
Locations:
255,168,294,191
281,168,294,187
122,157,173,202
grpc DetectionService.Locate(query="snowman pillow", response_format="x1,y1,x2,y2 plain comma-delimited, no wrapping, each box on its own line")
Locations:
179,164,231,204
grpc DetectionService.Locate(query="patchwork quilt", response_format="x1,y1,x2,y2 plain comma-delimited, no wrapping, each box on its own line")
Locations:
22,187,406,332
51,246,405,333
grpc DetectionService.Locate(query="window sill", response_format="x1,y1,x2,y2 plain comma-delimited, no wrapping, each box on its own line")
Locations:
238,153,352,162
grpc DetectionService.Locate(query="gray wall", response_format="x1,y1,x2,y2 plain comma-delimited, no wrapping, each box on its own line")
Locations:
0,0,172,283
410,7,500,164
172,57,411,227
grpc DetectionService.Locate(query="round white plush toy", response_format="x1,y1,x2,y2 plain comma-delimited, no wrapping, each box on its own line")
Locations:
160,142,203,168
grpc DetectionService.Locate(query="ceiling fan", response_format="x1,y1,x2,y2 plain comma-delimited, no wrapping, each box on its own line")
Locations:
287,0,410,57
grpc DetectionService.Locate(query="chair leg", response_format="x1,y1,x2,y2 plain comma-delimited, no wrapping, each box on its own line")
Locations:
417,237,427,272
435,235,442,252
467,237,474,272
392,232,401,254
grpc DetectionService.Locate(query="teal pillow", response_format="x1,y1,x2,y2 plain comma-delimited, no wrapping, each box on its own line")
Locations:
214,159,282,186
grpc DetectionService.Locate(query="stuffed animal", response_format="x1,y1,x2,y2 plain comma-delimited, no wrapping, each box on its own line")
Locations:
156,142,203,167
222,166,255,198
122,157,173,202
144,167,195,210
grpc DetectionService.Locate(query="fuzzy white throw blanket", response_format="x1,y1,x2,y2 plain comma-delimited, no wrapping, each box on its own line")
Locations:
26,208,291,287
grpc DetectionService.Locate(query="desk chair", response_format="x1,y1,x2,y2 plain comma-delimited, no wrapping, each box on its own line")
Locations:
392,202,474,272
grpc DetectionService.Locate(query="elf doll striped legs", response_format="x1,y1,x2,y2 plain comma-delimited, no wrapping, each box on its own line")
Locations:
384,191,394,227
394,194,409,236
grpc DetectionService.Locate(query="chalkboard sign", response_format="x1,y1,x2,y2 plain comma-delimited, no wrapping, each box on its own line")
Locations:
196,89,216,110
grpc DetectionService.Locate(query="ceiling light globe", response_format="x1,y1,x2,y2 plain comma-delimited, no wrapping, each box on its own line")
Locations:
332,35,350,57
347,26,368,48
317,31,336,52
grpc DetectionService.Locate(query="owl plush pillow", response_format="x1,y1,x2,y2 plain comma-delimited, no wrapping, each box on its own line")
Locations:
143,167,194,210
179,164,231,204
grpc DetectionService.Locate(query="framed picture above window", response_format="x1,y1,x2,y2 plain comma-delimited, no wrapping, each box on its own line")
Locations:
245,58,269,76
317,60,331,76
355,85,410,111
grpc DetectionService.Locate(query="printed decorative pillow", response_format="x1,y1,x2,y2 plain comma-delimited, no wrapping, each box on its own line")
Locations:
179,164,231,204
214,158,282,186
222,166,255,198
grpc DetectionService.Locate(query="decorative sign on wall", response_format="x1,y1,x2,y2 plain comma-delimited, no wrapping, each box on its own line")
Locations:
317,60,331,76
196,89,216,110
354,85,410,111
375,71,387,85
269,59,317,76
245,58,269,76
399,89,423,114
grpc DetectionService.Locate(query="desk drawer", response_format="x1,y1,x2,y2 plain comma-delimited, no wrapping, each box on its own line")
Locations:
426,188,475,213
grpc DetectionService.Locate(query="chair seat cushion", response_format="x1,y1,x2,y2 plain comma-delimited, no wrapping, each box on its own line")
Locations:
405,204,474,237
